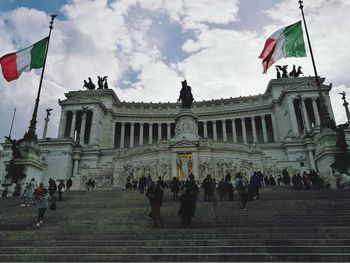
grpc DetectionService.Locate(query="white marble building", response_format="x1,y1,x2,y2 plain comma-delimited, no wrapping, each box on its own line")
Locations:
1,76,349,190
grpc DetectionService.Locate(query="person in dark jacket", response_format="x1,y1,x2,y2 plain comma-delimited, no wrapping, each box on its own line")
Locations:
170,176,180,201
178,187,196,227
236,174,249,210
147,181,164,227
250,172,262,201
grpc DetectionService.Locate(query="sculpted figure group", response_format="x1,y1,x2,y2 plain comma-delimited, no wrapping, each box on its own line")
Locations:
83,76,108,90
275,65,303,79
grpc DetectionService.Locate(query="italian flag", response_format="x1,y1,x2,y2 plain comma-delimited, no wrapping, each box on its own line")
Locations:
259,21,306,73
0,37,48,82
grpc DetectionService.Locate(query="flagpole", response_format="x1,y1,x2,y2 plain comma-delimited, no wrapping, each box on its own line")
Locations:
298,1,334,130
23,14,57,142
8,107,16,138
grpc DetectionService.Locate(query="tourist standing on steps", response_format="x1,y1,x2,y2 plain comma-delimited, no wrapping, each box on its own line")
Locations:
250,172,262,201
57,181,65,201
178,187,196,227
147,181,164,227
170,176,180,201
236,173,249,210
66,178,72,191
138,175,146,194
21,178,35,207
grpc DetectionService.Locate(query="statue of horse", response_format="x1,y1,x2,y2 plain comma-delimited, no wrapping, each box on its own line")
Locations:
178,80,194,109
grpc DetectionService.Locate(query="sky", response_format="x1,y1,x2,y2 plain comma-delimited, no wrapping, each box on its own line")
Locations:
0,0,349,140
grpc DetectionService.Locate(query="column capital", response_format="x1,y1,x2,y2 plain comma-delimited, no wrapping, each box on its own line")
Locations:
130,122,135,126
311,97,318,101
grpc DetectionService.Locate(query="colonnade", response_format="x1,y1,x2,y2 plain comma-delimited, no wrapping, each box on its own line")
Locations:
111,113,278,149
287,96,321,136
58,109,94,145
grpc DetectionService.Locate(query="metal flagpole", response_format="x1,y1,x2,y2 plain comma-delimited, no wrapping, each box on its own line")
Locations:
298,0,335,130
8,107,16,138
23,14,57,142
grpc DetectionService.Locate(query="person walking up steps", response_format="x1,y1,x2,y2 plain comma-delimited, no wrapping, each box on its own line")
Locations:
236,173,249,211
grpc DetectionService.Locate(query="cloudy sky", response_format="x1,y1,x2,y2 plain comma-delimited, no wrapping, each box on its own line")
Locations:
0,0,349,140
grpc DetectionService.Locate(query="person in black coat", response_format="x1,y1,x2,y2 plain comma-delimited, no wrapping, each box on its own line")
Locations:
178,187,196,227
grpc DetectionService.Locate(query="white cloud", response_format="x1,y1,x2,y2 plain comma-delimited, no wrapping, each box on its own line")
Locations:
0,0,349,141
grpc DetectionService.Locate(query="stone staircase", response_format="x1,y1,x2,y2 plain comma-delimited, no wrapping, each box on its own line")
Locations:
0,187,350,262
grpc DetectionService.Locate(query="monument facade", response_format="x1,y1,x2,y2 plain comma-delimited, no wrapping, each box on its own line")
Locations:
1,76,349,191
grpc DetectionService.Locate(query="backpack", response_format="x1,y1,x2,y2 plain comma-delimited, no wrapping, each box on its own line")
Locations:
237,180,248,194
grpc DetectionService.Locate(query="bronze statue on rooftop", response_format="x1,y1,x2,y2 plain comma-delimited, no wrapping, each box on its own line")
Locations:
178,80,194,109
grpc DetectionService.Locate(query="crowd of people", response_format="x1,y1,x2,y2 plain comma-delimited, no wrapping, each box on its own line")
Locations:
18,178,72,227
13,167,328,229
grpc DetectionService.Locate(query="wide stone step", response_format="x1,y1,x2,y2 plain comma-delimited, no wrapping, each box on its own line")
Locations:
1,245,350,254
3,238,350,247
0,252,349,262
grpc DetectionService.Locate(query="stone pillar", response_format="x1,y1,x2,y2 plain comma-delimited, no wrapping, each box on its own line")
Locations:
139,123,144,146
203,121,208,138
231,119,237,143
308,150,316,170
222,120,227,142
270,113,278,142
311,98,321,127
130,122,135,148
149,123,153,144
325,95,336,121
70,111,76,139
42,117,49,139
251,116,257,143
158,123,162,142
80,111,87,145
344,100,350,123
57,110,66,138
213,121,217,141
288,97,299,136
301,98,311,132
73,159,80,176
110,122,116,148
120,122,125,148
261,115,268,143
167,122,171,140
241,118,247,144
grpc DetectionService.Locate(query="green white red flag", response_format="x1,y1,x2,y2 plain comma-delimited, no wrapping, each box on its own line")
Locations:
259,21,306,73
0,37,48,82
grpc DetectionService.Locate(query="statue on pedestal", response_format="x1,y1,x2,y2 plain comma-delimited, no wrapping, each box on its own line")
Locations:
178,80,194,109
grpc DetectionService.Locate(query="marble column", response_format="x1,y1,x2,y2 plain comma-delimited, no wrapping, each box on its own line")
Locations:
222,120,227,142
308,150,316,170
57,110,66,138
149,123,153,144
110,122,116,148
120,122,125,148
213,121,217,141
70,111,77,139
80,111,87,145
270,113,278,142
241,118,247,144
251,116,257,143
301,98,311,132
42,117,49,139
167,122,171,140
203,121,208,138
139,123,144,146
261,115,268,143
231,119,237,143
158,123,162,142
130,122,135,148
311,97,321,127
287,97,299,136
